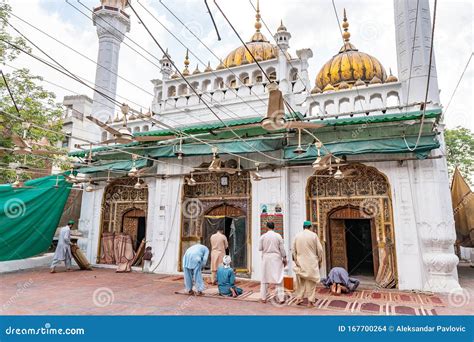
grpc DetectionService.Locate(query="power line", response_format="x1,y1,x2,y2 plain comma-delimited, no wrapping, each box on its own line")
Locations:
0,69,20,113
69,0,246,121
156,0,269,109
127,1,288,163
9,11,154,97
212,0,300,120
404,0,438,152
68,0,163,71
247,0,307,91
0,39,268,165
443,52,473,117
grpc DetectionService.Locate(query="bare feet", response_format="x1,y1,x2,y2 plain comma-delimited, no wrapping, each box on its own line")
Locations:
260,299,267,304
294,298,304,306
330,283,337,294
336,284,342,295
307,301,315,308
196,291,203,296
50,268,56,273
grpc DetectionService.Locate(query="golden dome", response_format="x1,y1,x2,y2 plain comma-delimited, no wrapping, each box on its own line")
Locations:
192,64,201,75
386,68,398,83
315,9,387,91
204,61,213,72
222,0,277,68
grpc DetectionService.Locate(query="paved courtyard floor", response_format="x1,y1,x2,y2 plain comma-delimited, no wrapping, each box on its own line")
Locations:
0,264,472,315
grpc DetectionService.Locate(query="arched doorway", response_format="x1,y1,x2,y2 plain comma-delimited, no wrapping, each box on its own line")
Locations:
328,205,379,277
180,170,251,273
122,208,147,251
306,163,397,288
98,177,148,264
202,204,247,270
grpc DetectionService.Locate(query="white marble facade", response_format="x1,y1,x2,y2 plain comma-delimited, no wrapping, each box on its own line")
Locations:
75,0,460,293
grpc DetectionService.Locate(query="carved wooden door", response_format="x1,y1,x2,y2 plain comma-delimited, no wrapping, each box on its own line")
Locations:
329,218,348,269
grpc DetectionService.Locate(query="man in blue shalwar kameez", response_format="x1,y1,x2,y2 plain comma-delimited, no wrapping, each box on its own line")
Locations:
217,255,243,297
182,243,209,295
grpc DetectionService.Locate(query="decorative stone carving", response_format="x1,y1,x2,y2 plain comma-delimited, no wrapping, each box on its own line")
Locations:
307,163,397,288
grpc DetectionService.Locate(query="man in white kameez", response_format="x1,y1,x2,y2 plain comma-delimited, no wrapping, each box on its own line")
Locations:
292,221,324,307
259,221,287,303
50,220,74,273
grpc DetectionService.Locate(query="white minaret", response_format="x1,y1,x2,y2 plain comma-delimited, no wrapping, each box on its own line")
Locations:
394,0,460,293
91,0,130,122
394,0,440,107
274,20,291,93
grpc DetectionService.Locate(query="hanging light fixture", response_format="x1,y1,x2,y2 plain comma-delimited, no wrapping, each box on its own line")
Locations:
236,157,242,176
85,182,94,192
293,129,306,154
251,162,263,181
186,173,197,186
134,177,145,189
333,157,344,179
128,154,138,177
208,147,221,172
312,141,323,168
11,175,21,188
175,137,185,159
116,103,133,144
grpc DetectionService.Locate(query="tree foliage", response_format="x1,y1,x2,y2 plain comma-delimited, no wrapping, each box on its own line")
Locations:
445,126,474,186
0,0,65,183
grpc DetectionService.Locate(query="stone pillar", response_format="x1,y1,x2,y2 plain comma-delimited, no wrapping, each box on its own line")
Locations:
92,5,130,122
394,0,440,107
408,158,460,292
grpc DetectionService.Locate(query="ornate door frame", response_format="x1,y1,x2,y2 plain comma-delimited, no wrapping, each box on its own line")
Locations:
97,177,148,263
180,171,251,273
306,163,398,288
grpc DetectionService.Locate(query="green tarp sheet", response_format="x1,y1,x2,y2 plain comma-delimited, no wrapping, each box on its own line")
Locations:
284,135,440,161
0,174,72,261
76,159,148,174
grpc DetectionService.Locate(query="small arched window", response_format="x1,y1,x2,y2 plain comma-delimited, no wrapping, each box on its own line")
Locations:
168,86,176,97
214,77,224,89
201,79,211,92
178,84,188,95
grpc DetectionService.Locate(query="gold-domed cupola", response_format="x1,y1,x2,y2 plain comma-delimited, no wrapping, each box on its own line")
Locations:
222,0,277,68
315,9,387,91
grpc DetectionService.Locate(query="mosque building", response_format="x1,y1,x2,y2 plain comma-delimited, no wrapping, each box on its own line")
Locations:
68,0,460,292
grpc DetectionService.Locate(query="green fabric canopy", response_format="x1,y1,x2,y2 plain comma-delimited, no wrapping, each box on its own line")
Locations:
76,159,148,174
0,175,72,261
284,135,440,161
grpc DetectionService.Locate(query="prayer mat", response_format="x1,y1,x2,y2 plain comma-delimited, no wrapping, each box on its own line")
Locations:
313,287,446,307
115,234,135,273
174,288,254,301
71,244,92,270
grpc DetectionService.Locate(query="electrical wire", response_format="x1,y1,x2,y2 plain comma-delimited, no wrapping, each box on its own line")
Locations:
443,52,473,118
404,0,438,152
156,0,269,108
127,1,291,163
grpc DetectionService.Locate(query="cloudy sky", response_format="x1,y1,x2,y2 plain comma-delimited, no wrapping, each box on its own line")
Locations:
5,0,473,130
